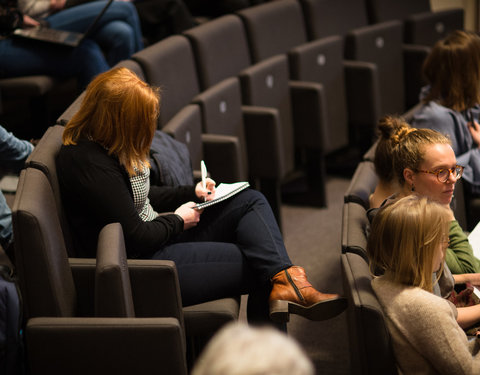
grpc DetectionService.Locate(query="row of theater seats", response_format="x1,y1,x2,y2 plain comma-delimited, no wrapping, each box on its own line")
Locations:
54,0,463,230
339,106,480,375
0,0,463,142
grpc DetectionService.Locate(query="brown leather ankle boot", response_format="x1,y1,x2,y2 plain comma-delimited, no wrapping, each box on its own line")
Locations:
269,266,347,322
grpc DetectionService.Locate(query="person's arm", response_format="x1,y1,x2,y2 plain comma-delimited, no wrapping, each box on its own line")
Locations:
149,184,198,212
407,296,480,373
413,102,473,164
445,220,480,274
374,280,480,374
456,305,480,329
58,144,186,258
17,0,52,19
453,273,480,287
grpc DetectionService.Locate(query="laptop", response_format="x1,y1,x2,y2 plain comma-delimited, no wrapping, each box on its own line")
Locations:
13,0,113,47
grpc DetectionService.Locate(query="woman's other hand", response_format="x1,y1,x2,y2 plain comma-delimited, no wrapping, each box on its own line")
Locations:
23,15,40,27
175,202,202,230
195,177,216,201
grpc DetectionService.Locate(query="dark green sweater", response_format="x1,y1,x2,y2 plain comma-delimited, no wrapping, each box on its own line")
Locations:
445,220,480,274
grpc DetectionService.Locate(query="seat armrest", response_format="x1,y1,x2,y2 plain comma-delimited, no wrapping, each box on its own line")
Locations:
242,105,284,179
70,255,184,324
26,316,187,375
127,259,184,327
343,60,380,129
95,223,135,318
402,44,430,108
69,258,96,317
289,80,327,150
201,133,246,182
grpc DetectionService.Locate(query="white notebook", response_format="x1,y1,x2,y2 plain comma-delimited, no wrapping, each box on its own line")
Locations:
195,182,249,209
469,221,480,259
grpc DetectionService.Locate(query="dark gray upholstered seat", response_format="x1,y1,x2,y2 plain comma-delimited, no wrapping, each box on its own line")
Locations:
13,169,188,375
341,252,397,375
237,0,348,155
22,125,240,365
365,0,464,46
132,37,245,183
132,35,201,128
185,14,328,211
0,75,76,139
162,103,246,183
341,201,370,262
299,0,427,149
56,59,146,125
344,160,378,210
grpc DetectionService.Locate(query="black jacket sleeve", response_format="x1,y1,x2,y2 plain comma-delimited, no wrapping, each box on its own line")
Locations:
57,140,190,258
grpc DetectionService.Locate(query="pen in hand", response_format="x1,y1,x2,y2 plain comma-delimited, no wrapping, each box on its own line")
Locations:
201,160,207,202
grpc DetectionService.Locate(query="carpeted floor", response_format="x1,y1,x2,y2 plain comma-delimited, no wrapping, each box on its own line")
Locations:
239,175,352,374
282,176,351,374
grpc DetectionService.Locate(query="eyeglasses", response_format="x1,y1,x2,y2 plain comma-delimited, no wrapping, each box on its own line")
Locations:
416,165,464,183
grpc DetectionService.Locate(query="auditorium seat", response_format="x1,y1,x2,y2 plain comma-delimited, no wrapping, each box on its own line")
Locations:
365,0,464,46
185,14,328,208
299,0,427,149
341,252,397,374
22,124,241,366
237,0,349,155
13,168,189,374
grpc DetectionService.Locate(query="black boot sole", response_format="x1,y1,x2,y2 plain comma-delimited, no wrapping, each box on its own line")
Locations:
269,297,347,323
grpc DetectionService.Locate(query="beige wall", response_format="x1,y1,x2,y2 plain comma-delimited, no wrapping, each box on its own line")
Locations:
430,0,478,31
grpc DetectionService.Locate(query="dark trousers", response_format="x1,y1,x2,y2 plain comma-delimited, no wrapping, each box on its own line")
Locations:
152,188,292,323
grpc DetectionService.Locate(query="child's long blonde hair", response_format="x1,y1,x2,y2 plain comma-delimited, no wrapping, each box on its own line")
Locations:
367,195,450,292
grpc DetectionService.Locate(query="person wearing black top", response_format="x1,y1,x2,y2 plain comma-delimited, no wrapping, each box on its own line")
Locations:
56,67,347,325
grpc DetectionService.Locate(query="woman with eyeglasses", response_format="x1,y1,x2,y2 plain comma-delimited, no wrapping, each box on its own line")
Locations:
371,116,477,274
369,195,480,374
411,30,480,196
369,117,480,332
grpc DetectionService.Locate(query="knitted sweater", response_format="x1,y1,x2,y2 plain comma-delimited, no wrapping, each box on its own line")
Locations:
372,277,480,374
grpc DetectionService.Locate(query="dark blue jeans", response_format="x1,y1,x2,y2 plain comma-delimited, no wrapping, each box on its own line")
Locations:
152,188,292,323
0,37,109,88
46,0,144,66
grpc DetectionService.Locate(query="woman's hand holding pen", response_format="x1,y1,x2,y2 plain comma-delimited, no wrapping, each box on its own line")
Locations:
195,177,216,202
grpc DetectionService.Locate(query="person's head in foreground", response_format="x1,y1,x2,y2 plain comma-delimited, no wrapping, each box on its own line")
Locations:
368,195,451,291
191,322,315,375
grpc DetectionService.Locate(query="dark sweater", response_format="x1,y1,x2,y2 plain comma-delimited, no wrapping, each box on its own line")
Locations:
56,139,198,258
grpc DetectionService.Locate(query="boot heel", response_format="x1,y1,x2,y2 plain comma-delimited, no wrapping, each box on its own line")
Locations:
269,299,290,323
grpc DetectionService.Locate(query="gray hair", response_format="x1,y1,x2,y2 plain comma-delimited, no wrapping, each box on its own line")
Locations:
191,322,315,375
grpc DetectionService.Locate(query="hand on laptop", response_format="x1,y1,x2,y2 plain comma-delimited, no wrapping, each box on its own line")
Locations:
22,15,40,28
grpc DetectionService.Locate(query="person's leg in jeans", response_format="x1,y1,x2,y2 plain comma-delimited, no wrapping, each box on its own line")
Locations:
158,189,292,324
179,189,293,281
152,240,279,326
0,38,109,88
163,188,346,323
0,192,12,251
46,1,144,64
